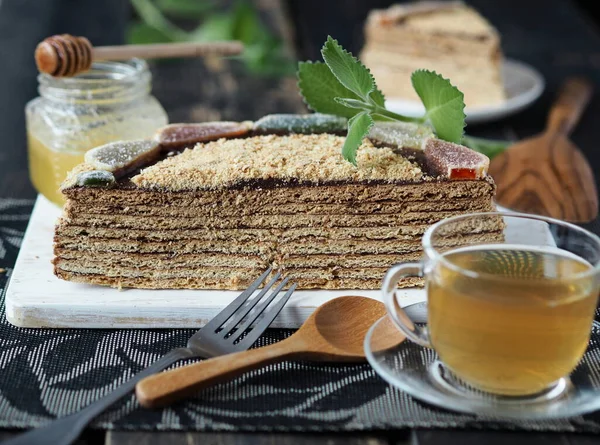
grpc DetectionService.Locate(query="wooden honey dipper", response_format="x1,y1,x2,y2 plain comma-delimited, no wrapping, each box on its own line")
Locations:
35,34,244,77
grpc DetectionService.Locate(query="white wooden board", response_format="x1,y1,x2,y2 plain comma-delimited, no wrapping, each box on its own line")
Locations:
5,196,426,329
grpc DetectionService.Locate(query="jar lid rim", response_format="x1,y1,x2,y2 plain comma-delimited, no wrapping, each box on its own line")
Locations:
38,59,149,87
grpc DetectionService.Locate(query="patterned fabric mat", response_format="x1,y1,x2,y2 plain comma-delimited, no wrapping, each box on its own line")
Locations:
1,198,600,433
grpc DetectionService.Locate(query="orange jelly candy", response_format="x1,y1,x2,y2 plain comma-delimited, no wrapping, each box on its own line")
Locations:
449,168,478,180
424,139,489,180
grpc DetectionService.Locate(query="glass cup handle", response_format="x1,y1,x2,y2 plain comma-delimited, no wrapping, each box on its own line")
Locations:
382,263,432,348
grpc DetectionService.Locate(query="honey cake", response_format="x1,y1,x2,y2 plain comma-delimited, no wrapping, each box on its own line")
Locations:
53,115,502,290
360,1,506,107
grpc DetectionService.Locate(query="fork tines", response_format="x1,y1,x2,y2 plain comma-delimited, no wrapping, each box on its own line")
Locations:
205,268,296,348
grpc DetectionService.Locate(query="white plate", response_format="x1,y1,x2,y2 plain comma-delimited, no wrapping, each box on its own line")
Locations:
385,59,545,125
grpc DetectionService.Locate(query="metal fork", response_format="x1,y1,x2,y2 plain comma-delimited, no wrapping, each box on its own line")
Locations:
4,268,295,445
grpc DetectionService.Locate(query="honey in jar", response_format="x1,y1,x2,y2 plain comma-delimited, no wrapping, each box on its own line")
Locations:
26,59,168,205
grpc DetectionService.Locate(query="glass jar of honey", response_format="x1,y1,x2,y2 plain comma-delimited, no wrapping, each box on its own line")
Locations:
26,59,168,205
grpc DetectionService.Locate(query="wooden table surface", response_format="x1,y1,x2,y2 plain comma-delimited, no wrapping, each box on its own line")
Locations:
1,0,600,443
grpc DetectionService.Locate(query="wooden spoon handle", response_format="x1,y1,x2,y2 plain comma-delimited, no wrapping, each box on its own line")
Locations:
546,77,593,136
36,35,243,77
135,339,301,408
93,41,243,61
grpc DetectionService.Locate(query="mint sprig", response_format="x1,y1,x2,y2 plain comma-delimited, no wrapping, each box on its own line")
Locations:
298,37,422,165
297,35,508,165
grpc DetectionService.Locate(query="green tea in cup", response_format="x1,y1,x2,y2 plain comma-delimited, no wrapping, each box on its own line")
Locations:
383,213,600,398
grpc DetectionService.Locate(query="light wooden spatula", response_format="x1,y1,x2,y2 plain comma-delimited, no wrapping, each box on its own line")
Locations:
489,78,598,223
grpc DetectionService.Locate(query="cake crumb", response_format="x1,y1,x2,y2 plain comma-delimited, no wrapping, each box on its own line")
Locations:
132,134,424,191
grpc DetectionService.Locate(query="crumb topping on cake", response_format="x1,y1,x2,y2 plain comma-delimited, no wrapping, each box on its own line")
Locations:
132,134,423,190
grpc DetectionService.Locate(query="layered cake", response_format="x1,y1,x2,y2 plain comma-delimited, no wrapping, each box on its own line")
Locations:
360,1,505,107
53,114,501,290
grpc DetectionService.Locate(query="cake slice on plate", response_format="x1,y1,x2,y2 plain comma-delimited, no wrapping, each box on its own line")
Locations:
53,114,501,290
360,1,505,108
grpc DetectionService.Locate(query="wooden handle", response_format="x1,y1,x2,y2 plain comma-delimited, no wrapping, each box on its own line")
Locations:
135,339,303,408
546,77,593,136
92,41,243,61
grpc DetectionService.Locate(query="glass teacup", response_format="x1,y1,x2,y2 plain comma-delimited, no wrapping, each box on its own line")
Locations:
383,212,600,397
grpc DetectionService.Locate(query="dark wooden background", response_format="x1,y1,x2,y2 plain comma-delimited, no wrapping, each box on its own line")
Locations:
0,0,599,443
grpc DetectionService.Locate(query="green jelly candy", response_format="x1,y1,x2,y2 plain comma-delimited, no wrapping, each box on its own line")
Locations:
84,140,161,174
368,122,434,150
253,113,347,134
76,170,116,187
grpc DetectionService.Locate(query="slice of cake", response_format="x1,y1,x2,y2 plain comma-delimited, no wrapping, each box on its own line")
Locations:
360,1,505,107
53,114,502,290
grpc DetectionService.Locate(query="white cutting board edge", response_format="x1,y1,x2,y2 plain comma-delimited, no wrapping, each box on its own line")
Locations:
4,196,426,329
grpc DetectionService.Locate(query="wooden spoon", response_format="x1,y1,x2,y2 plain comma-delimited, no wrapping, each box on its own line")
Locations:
135,296,404,408
489,77,598,223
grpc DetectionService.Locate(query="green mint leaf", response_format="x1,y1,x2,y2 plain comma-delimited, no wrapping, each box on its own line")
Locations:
298,61,363,119
369,88,386,107
342,111,374,166
334,97,369,110
411,70,466,143
321,36,375,101
461,135,510,159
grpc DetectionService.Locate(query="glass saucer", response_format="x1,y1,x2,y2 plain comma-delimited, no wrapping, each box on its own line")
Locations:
364,316,600,420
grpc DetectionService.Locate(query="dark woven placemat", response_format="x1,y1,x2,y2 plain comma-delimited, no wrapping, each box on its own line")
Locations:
1,198,600,433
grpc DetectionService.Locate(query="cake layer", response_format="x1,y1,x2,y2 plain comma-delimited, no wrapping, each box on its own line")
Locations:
362,43,500,68
55,259,404,282
360,60,504,108
362,39,499,64
55,238,424,255
363,28,499,62
55,238,273,255
64,196,492,218
361,52,501,90
55,225,431,242
62,179,495,207
60,210,480,230
55,250,266,268
54,270,420,290
55,261,398,281
54,250,423,269
55,229,502,258
277,232,502,255
278,253,422,268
